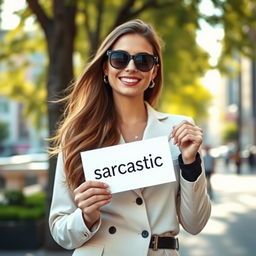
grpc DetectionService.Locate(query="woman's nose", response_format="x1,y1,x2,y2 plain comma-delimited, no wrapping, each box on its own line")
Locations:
124,59,137,72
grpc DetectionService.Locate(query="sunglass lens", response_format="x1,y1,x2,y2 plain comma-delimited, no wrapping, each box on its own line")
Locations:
135,54,154,72
108,51,156,72
110,52,128,69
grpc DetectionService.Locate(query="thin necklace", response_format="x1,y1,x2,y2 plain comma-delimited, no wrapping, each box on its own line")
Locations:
119,120,146,142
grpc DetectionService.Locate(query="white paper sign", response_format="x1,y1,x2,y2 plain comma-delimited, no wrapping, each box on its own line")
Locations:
80,136,176,193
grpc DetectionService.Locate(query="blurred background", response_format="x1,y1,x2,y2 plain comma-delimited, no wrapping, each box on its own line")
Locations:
0,0,255,255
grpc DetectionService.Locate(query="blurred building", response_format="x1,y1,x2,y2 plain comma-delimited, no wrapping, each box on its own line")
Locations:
0,96,47,156
224,57,256,149
0,30,48,156
202,56,256,155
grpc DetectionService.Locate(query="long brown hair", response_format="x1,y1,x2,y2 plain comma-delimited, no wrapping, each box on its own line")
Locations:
50,19,164,190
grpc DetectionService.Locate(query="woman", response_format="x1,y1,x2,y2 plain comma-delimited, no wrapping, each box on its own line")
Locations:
49,19,211,256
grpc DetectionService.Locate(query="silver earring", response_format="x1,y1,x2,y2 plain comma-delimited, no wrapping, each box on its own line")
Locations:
103,75,109,84
149,80,155,88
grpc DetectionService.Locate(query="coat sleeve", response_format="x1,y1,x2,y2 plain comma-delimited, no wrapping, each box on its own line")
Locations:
48,153,101,250
173,116,211,235
176,159,211,235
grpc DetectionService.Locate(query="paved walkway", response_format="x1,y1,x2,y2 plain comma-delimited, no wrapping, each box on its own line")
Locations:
179,159,256,256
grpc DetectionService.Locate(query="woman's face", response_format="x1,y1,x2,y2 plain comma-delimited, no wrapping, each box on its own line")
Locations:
104,33,159,101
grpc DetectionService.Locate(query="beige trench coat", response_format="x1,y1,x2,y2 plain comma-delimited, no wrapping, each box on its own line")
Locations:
49,103,211,256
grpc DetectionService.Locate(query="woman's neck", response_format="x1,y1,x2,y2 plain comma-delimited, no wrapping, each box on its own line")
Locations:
113,96,148,143
114,96,147,125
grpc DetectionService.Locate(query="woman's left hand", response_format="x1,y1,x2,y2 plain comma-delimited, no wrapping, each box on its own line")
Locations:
170,120,203,164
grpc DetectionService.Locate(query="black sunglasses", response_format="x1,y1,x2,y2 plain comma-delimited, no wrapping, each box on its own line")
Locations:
106,50,158,72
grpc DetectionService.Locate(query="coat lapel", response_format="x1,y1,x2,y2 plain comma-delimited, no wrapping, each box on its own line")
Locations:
143,102,169,140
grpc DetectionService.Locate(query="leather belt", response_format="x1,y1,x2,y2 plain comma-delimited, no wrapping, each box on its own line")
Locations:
149,235,179,251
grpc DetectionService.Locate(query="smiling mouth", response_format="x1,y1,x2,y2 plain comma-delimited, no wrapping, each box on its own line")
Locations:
119,77,141,86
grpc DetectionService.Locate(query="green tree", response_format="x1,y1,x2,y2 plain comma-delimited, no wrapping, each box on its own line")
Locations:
207,0,256,72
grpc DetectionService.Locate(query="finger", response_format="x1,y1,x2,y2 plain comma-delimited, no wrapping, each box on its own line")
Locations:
82,198,112,215
176,126,202,140
171,121,195,138
174,128,202,145
78,193,112,209
179,134,203,147
82,193,112,208
175,123,201,136
173,126,202,145
74,180,108,194
74,187,111,204
85,186,111,198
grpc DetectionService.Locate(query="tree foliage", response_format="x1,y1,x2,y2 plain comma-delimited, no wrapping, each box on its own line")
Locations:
0,0,255,125
0,20,47,129
0,0,215,124
222,122,238,143
207,0,256,73
209,0,256,59
0,120,8,143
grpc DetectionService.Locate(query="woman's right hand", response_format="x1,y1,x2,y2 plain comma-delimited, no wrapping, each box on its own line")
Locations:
74,181,112,229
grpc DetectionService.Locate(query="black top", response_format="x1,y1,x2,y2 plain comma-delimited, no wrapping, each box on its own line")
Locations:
178,153,202,182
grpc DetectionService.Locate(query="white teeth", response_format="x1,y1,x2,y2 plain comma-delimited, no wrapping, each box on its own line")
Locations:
120,78,139,83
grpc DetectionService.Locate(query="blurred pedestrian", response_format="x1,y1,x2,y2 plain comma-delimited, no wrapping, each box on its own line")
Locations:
232,149,241,175
224,148,232,168
248,146,256,172
203,146,215,200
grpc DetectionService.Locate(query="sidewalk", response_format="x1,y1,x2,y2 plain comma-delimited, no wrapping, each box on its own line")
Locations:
179,158,256,256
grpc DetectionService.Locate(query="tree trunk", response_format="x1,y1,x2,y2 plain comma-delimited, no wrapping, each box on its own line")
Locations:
44,2,77,250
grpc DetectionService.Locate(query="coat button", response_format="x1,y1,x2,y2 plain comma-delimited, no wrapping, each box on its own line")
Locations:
109,226,116,234
136,197,143,205
141,230,149,238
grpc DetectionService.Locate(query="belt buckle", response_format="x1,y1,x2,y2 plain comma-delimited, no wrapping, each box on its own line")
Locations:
175,238,179,250
152,234,159,251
